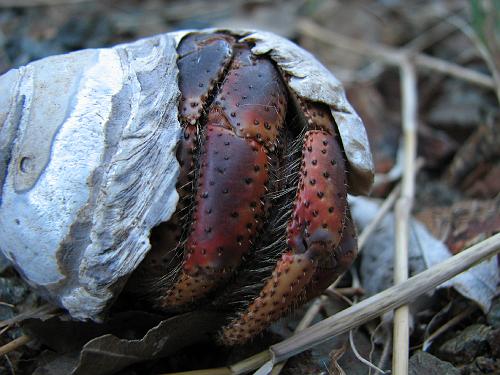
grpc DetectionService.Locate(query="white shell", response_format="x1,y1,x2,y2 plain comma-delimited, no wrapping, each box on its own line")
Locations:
0,29,373,320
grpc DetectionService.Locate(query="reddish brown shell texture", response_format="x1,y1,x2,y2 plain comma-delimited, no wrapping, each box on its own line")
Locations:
127,31,359,345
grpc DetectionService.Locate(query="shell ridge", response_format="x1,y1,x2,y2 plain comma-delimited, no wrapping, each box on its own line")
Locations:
0,68,25,205
75,35,181,319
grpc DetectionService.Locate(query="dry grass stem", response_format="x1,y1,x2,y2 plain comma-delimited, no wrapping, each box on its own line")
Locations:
334,287,365,297
447,16,500,102
349,330,386,374
0,304,58,329
0,334,31,357
392,58,418,375
358,183,402,249
377,333,392,372
0,325,11,337
270,295,325,374
161,227,500,375
324,289,354,306
423,305,477,351
297,19,496,91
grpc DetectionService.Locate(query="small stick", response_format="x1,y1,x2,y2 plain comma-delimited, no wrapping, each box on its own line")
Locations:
392,58,418,375
0,304,58,329
349,330,386,374
324,289,354,306
447,16,500,103
377,333,392,371
297,19,496,91
0,325,11,337
334,287,365,297
357,183,402,250
0,334,31,356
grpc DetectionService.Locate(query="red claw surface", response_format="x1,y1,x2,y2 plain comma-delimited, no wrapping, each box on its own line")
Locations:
134,32,359,345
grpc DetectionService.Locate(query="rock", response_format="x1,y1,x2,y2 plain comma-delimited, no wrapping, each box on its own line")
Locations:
438,324,492,364
486,328,500,358
409,351,459,375
460,356,500,375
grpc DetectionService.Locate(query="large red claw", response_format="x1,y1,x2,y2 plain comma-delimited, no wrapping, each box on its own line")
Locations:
163,123,269,306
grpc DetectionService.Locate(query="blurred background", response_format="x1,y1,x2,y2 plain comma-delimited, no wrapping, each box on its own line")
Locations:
0,1,499,374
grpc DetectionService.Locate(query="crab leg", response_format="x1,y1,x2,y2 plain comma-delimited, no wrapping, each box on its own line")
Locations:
161,44,288,307
221,103,349,344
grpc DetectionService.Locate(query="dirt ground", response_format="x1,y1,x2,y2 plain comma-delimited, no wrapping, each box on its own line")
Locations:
0,0,499,374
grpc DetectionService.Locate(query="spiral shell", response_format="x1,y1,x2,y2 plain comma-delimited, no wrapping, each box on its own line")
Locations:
0,29,373,320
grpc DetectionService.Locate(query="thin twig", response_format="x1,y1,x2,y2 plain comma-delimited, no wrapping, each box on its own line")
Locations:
324,289,354,306
349,330,386,374
0,304,58,329
447,16,500,103
297,19,496,91
377,333,392,371
166,370,231,375
347,269,386,374
422,305,476,351
0,325,11,337
392,57,418,375
357,184,402,249
334,287,365,297
0,335,31,356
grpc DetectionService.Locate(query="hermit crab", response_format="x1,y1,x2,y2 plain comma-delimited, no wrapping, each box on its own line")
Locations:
0,29,373,345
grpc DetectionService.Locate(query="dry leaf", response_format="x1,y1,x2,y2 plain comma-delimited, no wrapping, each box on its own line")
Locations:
350,196,498,313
